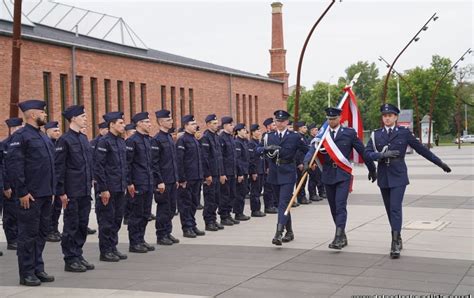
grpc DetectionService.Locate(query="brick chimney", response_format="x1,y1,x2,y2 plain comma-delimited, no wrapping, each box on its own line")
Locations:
268,2,289,100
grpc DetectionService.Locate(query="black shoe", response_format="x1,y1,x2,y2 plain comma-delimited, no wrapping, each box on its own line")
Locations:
319,192,327,199
342,232,348,247
54,231,62,238
282,220,295,243
167,234,180,244
235,214,250,221
216,222,225,230
79,257,95,270
157,237,173,245
87,227,96,235
220,218,234,226
129,244,148,253
251,211,266,217
299,198,311,205
150,214,156,220
390,231,401,259
65,261,87,272
183,229,197,238
7,242,17,250
45,233,61,242
123,218,129,225
292,202,300,208
113,250,128,260
230,217,240,225
272,224,284,246
192,227,205,236
20,275,41,286
100,252,120,262
196,204,204,210
142,242,155,251
328,227,344,250
265,207,278,214
35,272,55,282
310,195,322,202
205,223,219,231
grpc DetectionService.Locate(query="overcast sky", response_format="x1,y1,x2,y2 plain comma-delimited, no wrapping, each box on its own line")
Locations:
20,1,474,87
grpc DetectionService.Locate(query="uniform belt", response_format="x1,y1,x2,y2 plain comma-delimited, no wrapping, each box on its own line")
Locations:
278,159,294,164
384,157,403,164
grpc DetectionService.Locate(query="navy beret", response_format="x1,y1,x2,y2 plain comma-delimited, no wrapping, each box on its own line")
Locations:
234,123,246,132
263,118,274,127
274,110,290,120
62,105,85,120
98,122,108,129
5,117,23,128
295,121,306,128
205,114,217,123
44,121,59,130
155,109,171,119
325,107,342,118
178,127,185,133
169,127,176,134
250,124,260,132
221,116,233,125
103,111,124,123
307,123,317,130
18,99,46,112
132,112,149,124
380,103,400,115
181,114,195,126
125,123,136,131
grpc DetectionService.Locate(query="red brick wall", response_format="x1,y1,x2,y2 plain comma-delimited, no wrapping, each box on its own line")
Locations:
0,36,285,138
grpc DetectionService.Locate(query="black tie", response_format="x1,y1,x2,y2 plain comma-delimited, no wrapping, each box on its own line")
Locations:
388,128,393,137
330,130,335,140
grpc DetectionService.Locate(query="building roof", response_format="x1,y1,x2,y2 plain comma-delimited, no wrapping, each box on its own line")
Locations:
0,20,283,84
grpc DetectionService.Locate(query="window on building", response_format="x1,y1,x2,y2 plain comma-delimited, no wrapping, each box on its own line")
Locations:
129,82,136,120
188,88,194,115
254,95,259,124
75,76,84,105
90,77,98,137
249,95,253,125
59,74,68,131
161,85,166,109
117,80,124,112
104,79,111,113
242,94,247,125
170,86,176,127
140,83,147,112
180,87,185,118
43,72,52,120
236,93,240,123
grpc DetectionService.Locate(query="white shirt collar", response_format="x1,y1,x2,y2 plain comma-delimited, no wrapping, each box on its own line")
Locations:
330,125,340,135
277,128,287,137
384,125,396,131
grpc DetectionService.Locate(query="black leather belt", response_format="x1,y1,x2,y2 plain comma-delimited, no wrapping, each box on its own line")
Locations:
384,157,403,164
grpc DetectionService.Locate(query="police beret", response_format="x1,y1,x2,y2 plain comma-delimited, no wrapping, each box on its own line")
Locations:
62,105,85,120
263,117,274,127
18,99,46,112
178,127,185,133
205,114,217,123
274,110,290,121
125,123,136,131
380,103,400,115
132,112,149,124
181,114,195,126
98,122,108,129
250,124,260,132
44,121,59,130
307,123,317,130
155,109,171,119
325,107,342,118
295,121,306,128
221,116,233,125
103,111,124,123
169,127,176,134
5,117,23,128
234,123,246,132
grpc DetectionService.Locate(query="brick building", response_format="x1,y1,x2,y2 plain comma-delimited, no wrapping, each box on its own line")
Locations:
0,2,289,138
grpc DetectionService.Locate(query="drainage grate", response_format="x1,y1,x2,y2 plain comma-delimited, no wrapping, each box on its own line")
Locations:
403,220,450,230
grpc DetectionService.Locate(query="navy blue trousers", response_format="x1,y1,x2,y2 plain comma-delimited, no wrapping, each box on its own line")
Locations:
263,174,277,209
249,174,263,212
2,197,18,244
128,190,152,246
325,179,351,229
50,196,62,233
380,185,407,232
234,175,248,215
178,180,200,230
96,192,125,254
219,175,236,218
17,196,51,278
273,183,293,226
296,168,307,202
61,196,91,263
203,176,220,224
308,168,325,197
155,183,177,239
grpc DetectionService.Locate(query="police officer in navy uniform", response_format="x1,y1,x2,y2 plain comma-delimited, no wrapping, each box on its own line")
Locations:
200,114,225,231
307,124,325,201
6,99,56,286
152,109,180,245
125,112,156,253
44,121,62,243
295,121,311,205
94,111,128,262
2,117,23,251
304,107,377,250
248,124,266,217
234,123,251,220
176,115,206,238
261,118,278,214
123,123,137,225
54,105,95,272
365,103,451,258
263,110,309,246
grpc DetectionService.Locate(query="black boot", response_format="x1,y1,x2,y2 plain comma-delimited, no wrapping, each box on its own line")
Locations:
390,231,401,259
272,224,284,246
282,220,294,243
328,227,344,250
341,231,348,247
398,233,403,250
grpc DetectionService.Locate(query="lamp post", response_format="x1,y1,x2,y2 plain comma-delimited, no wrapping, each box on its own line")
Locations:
10,0,23,118
328,75,334,107
381,13,438,104
427,48,472,150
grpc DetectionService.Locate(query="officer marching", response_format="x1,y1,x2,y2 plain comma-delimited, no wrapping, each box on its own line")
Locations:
263,110,309,246
248,124,266,217
365,103,451,258
261,118,278,214
54,105,95,272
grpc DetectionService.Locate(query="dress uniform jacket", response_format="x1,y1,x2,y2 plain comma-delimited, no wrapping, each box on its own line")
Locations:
125,131,154,192
151,130,178,185
176,132,203,182
235,137,250,176
248,138,265,175
219,132,237,177
200,130,224,178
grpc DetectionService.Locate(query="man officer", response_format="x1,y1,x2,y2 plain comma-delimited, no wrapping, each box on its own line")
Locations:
176,115,206,238
307,124,325,201
248,124,266,217
94,112,128,262
365,103,451,258
263,110,309,246
295,121,311,205
55,105,95,272
234,123,251,220
125,112,155,253
6,99,56,286
261,118,278,214
304,107,377,250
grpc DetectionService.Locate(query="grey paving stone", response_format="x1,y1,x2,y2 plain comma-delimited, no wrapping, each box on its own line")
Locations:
452,284,474,295
349,276,457,294
331,285,430,297
275,262,366,276
259,269,354,285
175,264,264,277
291,253,383,268
460,275,474,286
126,280,228,296
41,277,144,290
145,271,249,286
360,268,464,284
239,277,341,295
217,286,318,298
372,258,471,275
